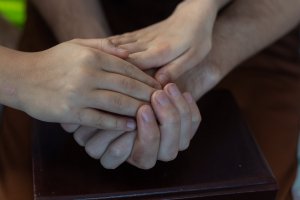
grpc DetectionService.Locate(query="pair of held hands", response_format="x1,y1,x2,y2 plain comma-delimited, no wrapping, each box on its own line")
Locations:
60,38,201,170
21,0,221,169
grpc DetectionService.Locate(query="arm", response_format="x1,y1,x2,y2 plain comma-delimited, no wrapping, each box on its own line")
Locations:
108,0,232,85
178,0,300,99
0,39,160,130
30,0,110,41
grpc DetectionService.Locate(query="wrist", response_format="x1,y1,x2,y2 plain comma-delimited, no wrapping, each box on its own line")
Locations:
0,48,32,110
175,57,225,101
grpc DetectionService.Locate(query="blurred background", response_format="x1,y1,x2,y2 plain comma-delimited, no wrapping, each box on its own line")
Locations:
0,0,25,118
0,0,25,48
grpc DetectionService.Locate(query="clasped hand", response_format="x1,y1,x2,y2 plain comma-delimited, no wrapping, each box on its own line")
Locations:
61,38,201,169
61,0,223,169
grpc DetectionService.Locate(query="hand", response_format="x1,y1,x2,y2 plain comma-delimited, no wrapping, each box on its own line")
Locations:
73,83,201,169
17,38,160,130
109,0,220,85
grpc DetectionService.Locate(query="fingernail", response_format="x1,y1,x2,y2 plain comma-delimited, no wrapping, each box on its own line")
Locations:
156,74,168,86
155,91,170,106
167,83,180,97
141,105,154,123
184,92,194,103
127,119,136,129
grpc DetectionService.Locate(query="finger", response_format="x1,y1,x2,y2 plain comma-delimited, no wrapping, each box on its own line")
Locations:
118,42,147,54
71,38,129,59
85,130,124,159
73,126,98,146
127,105,160,169
61,123,80,133
183,92,201,139
126,49,162,70
101,54,161,89
151,90,180,161
126,43,184,70
109,34,137,46
87,90,145,116
101,131,136,169
94,71,156,101
164,83,192,151
155,48,199,86
78,108,136,131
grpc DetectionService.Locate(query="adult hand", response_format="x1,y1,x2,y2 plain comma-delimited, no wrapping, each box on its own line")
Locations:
17,38,160,130
109,0,224,85
73,83,201,169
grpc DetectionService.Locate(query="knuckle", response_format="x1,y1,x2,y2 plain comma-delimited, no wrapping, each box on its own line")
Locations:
65,84,79,101
119,78,136,92
85,144,99,159
93,114,105,128
193,111,201,123
80,48,97,62
107,146,125,159
114,118,126,130
110,95,124,109
160,151,178,162
168,111,181,124
79,110,106,129
154,42,171,56
73,132,85,146
122,64,135,77
180,105,191,120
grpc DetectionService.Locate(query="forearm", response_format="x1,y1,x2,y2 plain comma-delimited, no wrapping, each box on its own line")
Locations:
30,0,110,42
211,0,299,74
186,0,300,99
0,47,29,109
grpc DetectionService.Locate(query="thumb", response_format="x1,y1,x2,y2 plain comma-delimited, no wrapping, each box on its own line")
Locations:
71,38,129,58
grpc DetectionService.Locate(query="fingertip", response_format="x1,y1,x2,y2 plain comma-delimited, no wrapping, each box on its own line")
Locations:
152,90,171,107
61,123,80,133
138,104,155,123
126,119,137,131
155,73,170,87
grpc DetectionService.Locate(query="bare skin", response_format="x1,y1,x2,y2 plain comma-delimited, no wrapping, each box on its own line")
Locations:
109,0,229,85
0,38,161,130
72,0,300,169
31,0,300,170
73,83,201,169
58,0,226,169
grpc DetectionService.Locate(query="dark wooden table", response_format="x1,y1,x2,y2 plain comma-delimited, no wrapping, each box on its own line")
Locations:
32,90,277,200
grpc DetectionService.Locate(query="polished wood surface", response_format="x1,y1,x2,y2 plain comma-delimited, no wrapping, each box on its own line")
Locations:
32,90,277,200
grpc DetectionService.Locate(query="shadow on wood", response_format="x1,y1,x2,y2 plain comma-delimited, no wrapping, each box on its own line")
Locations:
32,90,277,200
